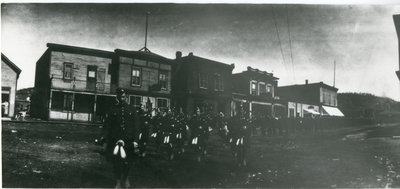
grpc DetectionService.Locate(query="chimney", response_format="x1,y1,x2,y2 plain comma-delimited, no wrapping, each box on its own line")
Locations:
188,52,193,56
176,51,182,59
305,79,308,85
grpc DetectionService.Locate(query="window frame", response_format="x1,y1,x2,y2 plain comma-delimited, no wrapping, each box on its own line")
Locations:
159,71,168,90
214,73,224,91
63,62,74,80
250,80,257,95
199,73,208,89
156,98,169,109
129,95,142,108
131,66,142,87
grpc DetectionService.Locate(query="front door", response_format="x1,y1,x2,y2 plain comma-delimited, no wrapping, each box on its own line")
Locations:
87,66,97,91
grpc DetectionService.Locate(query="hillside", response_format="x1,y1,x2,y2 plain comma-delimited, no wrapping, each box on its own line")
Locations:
338,93,400,118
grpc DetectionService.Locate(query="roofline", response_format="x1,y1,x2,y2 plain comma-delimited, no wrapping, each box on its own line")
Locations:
233,71,279,80
115,49,174,65
1,53,22,77
278,82,338,91
47,43,114,58
179,55,235,69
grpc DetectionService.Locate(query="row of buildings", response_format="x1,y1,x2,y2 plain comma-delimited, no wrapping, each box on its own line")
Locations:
27,43,343,122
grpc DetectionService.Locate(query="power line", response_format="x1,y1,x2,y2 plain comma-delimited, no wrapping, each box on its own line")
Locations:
272,6,289,74
286,5,295,82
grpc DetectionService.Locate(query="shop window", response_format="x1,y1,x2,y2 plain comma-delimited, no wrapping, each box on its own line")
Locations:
129,95,142,108
51,91,72,111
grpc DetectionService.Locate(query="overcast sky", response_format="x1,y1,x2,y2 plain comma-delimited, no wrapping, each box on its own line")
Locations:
2,3,400,100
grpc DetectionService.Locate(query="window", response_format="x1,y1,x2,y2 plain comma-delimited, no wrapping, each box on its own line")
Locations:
88,70,96,78
266,84,273,97
214,74,224,91
159,71,167,90
51,91,72,111
63,63,73,80
131,67,141,86
157,98,168,109
199,73,208,89
258,82,266,95
129,96,142,108
250,81,257,95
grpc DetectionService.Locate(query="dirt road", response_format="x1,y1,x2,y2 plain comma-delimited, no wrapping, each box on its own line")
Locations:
3,121,400,188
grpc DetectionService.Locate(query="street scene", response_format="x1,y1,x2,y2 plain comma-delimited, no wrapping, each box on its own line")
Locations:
2,2,400,188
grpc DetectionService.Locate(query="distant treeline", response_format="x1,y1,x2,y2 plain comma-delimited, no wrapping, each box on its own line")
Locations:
338,93,400,122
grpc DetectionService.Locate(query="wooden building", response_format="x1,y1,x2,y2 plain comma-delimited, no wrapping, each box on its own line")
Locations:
277,81,344,118
173,52,234,115
232,66,286,118
31,43,115,121
113,49,174,111
1,53,21,118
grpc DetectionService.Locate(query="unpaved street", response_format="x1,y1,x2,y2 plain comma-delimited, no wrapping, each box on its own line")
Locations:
3,121,400,188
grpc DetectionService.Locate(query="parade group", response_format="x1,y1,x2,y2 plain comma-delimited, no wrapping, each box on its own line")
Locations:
96,88,327,188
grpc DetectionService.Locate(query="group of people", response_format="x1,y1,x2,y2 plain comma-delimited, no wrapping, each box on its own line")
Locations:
97,88,252,188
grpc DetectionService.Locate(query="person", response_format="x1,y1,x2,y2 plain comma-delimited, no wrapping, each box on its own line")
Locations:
101,88,140,188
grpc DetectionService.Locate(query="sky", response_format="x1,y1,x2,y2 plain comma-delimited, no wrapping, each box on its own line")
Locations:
2,2,400,100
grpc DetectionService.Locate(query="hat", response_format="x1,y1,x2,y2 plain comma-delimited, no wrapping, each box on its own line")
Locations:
116,88,126,96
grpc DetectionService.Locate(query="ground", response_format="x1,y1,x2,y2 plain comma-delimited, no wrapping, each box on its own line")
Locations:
3,121,400,188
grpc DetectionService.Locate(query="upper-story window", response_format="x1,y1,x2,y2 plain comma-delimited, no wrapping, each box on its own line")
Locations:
131,67,141,86
214,74,224,91
159,71,167,90
63,63,74,80
258,82,266,95
199,73,208,89
266,84,273,97
250,81,257,95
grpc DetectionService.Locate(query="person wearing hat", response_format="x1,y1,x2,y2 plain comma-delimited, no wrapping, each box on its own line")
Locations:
101,88,140,188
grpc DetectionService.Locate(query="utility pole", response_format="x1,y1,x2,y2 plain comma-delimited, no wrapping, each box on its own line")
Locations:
139,12,151,52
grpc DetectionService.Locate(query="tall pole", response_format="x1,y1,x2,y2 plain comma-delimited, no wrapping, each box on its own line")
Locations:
144,12,149,50
333,60,336,87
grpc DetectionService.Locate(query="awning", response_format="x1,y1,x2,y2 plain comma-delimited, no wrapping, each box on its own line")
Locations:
303,108,320,115
322,106,344,117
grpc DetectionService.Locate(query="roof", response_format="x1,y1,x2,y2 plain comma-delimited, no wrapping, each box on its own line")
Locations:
115,49,174,65
234,66,279,80
47,43,114,58
278,82,338,91
1,53,22,78
178,54,235,70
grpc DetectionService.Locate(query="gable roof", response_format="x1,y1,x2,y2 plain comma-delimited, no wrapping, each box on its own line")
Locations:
1,53,22,78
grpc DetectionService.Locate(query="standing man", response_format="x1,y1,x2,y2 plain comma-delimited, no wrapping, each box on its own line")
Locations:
101,88,140,188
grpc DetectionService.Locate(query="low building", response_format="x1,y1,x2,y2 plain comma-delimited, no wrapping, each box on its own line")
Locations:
31,43,115,121
173,52,234,115
277,80,344,118
113,49,174,111
1,53,22,118
15,87,34,114
232,66,286,118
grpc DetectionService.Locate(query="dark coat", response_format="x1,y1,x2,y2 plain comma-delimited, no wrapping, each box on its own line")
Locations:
102,101,140,161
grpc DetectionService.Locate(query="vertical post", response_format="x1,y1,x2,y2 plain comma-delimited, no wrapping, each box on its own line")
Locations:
48,90,53,120
71,93,75,121
333,60,336,87
144,12,149,49
93,95,97,122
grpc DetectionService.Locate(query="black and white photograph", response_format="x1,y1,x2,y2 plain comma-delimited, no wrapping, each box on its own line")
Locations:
2,1,400,188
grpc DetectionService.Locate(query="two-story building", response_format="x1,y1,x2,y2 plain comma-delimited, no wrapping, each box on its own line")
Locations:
113,49,174,111
31,43,115,121
173,52,234,115
231,66,286,118
1,53,21,119
277,80,344,118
